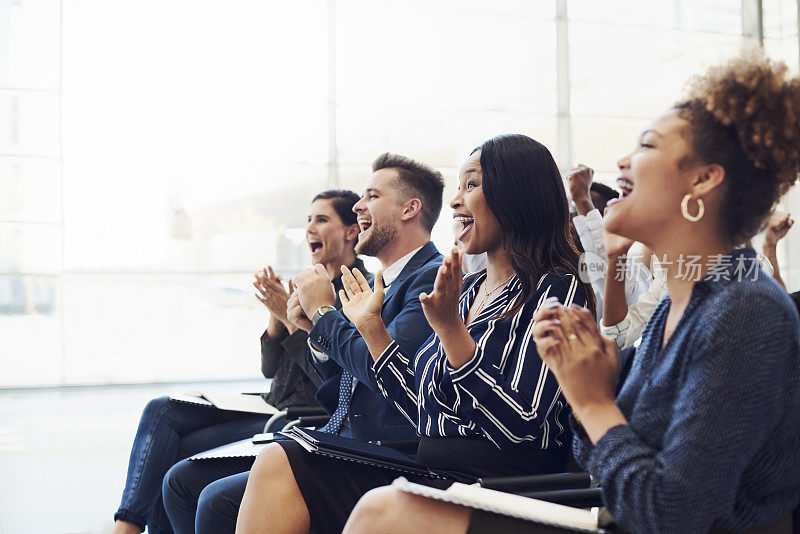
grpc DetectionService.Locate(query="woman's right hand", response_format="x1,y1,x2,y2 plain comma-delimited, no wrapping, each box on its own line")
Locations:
254,266,293,331
339,266,385,332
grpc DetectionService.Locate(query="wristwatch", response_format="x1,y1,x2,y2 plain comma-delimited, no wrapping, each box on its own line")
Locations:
312,305,337,326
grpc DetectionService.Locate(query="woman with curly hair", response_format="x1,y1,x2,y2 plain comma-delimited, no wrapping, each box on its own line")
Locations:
343,52,800,534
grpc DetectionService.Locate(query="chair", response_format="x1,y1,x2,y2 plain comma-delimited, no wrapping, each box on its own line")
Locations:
265,405,330,433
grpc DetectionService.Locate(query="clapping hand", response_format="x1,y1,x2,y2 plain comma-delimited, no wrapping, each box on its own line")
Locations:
420,247,464,334
339,266,385,331
286,285,314,333
293,264,336,318
254,266,292,327
532,299,619,414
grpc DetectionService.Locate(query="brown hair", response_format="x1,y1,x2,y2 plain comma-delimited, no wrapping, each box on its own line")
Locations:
312,189,360,226
674,50,800,245
372,153,444,232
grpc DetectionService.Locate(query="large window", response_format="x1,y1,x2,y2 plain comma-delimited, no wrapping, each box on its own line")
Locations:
2,0,798,386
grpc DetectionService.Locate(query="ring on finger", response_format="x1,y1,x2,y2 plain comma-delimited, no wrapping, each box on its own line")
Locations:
566,333,579,342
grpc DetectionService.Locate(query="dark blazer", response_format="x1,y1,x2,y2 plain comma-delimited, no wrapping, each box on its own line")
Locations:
260,259,367,410
309,242,442,441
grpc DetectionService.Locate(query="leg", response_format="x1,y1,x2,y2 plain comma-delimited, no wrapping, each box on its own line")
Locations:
195,471,250,534
236,443,310,534
163,457,254,534
115,396,265,533
344,486,470,534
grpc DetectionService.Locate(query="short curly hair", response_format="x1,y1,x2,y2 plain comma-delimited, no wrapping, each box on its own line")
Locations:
674,50,800,245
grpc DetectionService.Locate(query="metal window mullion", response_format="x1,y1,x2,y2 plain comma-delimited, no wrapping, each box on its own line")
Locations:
57,0,66,385
555,0,571,174
327,0,339,188
742,0,764,46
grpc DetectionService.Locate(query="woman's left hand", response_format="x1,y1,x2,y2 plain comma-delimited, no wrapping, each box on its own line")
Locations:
532,300,619,415
420,247,464,334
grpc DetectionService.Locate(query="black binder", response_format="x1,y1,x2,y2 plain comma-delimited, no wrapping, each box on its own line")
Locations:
279,428,464,480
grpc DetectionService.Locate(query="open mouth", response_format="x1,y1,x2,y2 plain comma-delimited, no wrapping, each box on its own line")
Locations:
616,177,634,198
453,215,474,240
309,241,323,254
358,218,372,232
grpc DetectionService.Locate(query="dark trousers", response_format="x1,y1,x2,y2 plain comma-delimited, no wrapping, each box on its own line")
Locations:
114,396,266,533
162,456,255,534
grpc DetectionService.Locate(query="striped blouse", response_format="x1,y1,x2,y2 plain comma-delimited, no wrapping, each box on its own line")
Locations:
373,271,586,450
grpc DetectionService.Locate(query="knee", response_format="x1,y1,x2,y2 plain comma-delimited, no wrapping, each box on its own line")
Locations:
197,480,237,526
249,443,291,484
162,459,190,504
345,486,404,534
143,395,171,417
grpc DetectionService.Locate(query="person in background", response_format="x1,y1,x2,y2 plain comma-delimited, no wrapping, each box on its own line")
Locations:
568,164,652,323
760,209,793,291
112,189,361,534
601,208,792,350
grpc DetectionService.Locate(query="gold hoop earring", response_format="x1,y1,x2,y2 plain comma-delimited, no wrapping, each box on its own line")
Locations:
681,194,705,222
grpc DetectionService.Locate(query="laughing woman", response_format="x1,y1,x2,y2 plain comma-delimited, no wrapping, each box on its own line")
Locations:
113,189,362,534
346,53,800,534
235,134,595,534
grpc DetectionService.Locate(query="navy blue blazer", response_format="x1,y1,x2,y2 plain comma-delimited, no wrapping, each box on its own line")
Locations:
309,241,442,441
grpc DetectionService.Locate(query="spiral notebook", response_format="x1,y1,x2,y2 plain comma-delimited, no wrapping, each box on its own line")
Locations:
392,477,608,533
189,433,283,460
169,391,279,415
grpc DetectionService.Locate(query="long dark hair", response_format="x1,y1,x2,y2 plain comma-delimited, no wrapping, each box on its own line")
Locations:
475,134,596,318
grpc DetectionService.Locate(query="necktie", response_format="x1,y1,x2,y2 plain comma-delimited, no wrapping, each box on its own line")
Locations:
319,369,354,434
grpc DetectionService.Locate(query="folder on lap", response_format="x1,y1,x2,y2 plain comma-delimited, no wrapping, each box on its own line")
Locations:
189,433,282,460
279,428,466,480
168,391,279,415
392,477,608,533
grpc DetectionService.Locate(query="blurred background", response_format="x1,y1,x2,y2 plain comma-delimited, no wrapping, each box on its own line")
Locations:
0,0,798,532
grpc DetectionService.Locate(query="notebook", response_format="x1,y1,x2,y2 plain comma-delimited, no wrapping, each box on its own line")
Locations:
392,477,608,533
169,391,279,415
279,427,450,479
189,433,283,460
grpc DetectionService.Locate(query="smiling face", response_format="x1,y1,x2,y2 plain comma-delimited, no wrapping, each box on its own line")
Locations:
450,151,503,255
306,199,358,267
603,109,697,245
352,169,404,257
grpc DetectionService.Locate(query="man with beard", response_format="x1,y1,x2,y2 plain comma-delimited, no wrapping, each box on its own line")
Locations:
290,152,445,423
161,154,443,534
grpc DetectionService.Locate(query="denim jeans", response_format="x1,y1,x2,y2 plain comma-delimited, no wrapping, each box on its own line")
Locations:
114,396,266,533
162,456,255,534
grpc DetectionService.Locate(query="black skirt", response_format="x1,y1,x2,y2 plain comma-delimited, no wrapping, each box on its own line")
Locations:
278,436,567,534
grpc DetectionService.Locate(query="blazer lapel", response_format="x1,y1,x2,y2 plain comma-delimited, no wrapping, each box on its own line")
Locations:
382,242,440,307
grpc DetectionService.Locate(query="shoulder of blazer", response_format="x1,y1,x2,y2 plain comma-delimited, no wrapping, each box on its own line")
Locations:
391,242,442,287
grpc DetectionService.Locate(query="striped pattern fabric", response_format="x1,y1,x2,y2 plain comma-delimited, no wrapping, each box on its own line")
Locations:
373,271,586,450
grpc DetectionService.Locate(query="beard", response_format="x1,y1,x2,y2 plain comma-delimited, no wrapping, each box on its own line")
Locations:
355,221,398,257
